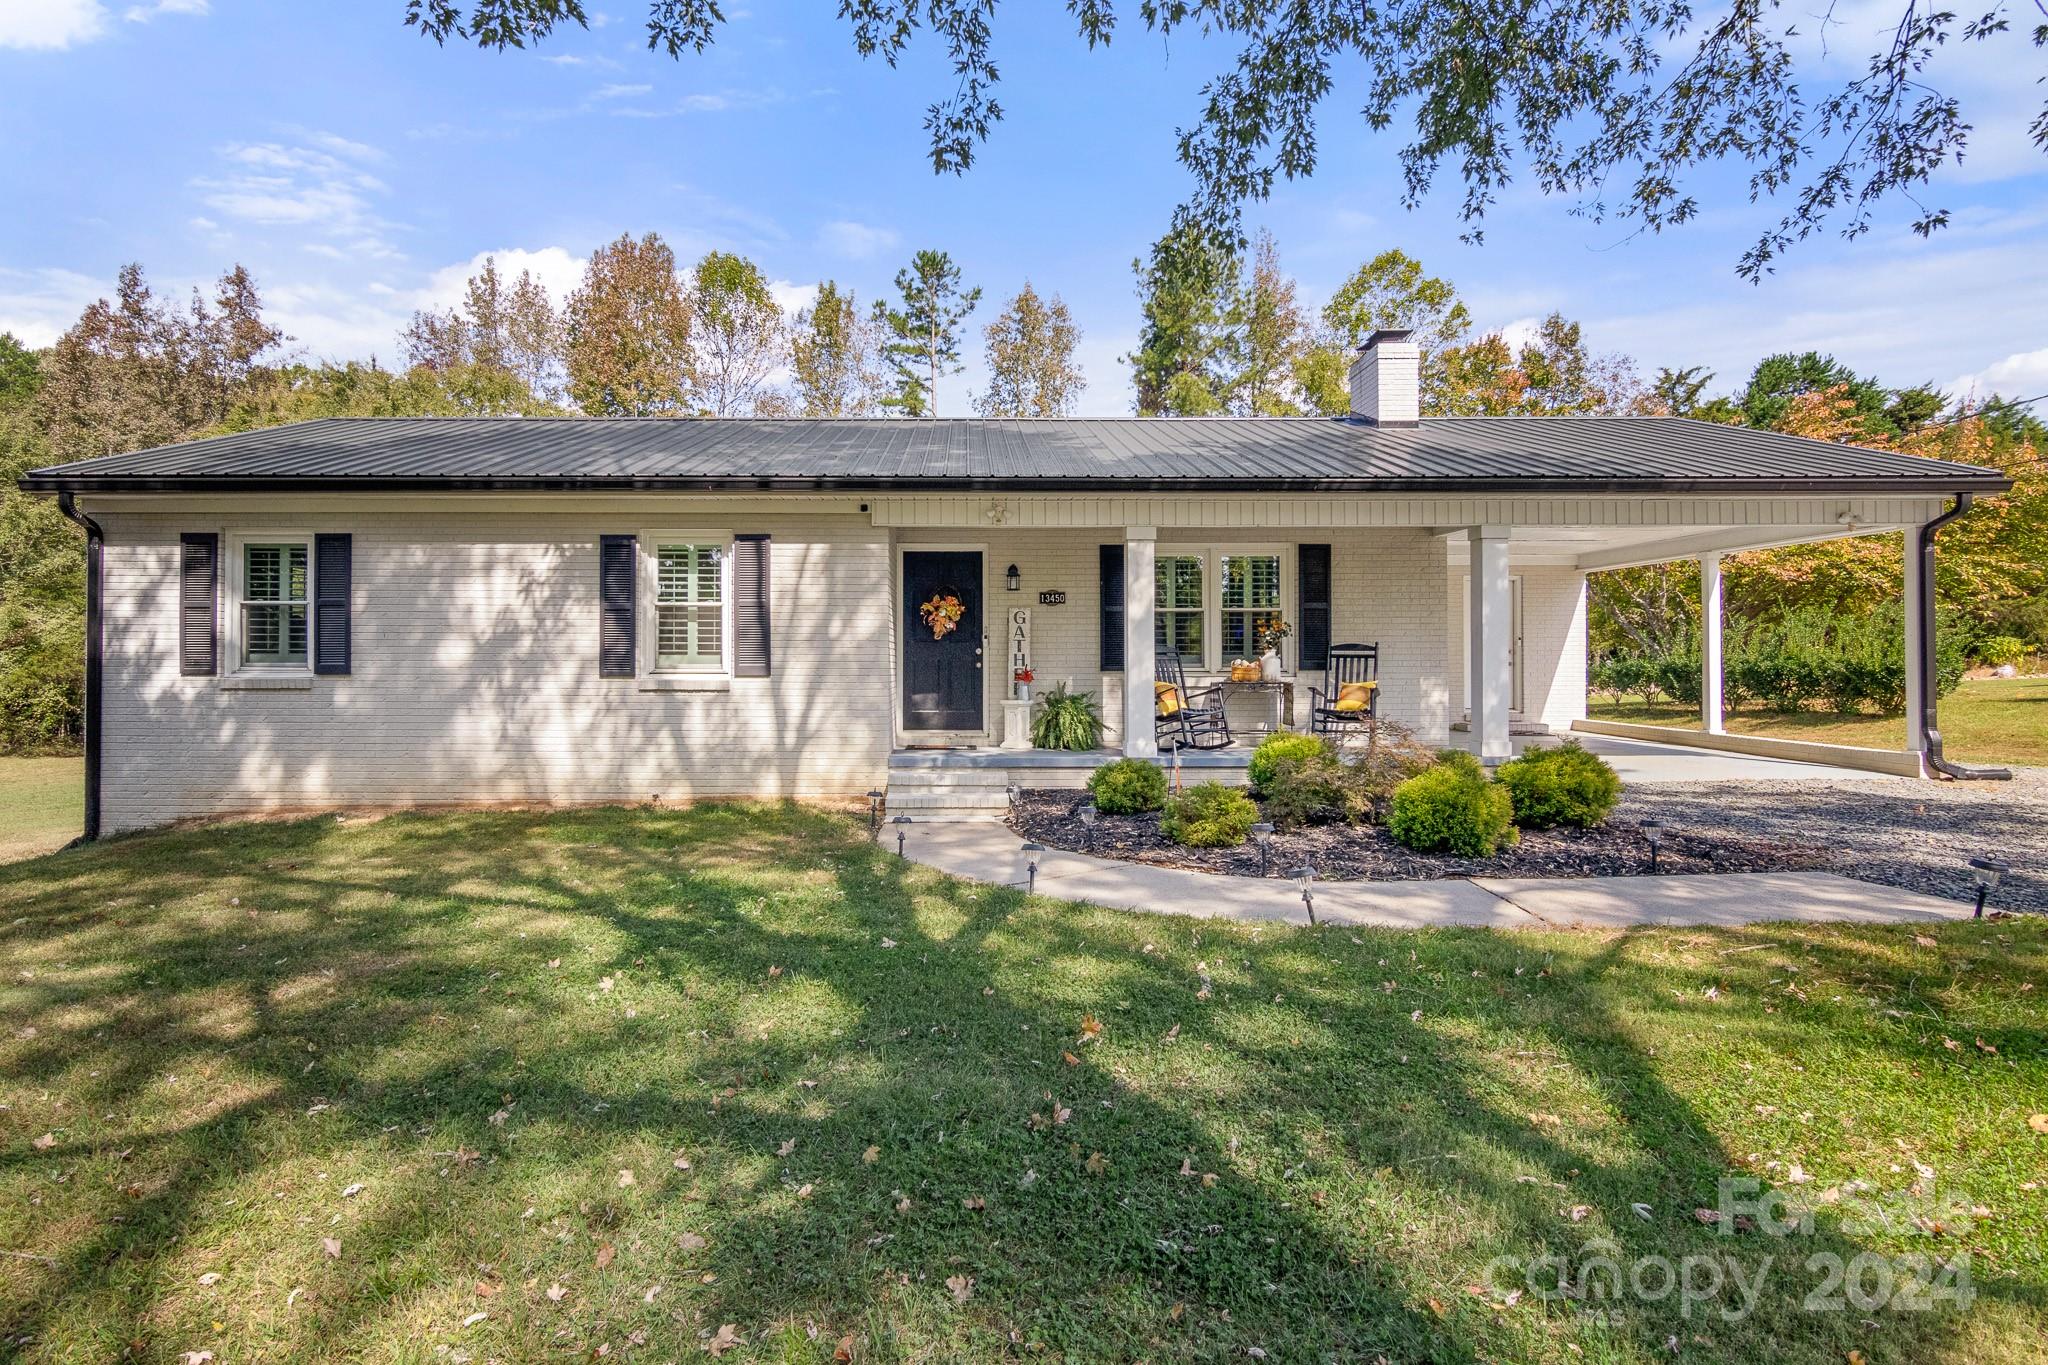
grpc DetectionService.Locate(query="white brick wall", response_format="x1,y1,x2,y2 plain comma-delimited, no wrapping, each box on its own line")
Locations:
94,505,894,832
89,505,1474,831
1446,563,1587,732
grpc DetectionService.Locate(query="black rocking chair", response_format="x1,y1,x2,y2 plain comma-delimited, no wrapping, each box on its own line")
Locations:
1155,650,1233,750
1309,642,1381,744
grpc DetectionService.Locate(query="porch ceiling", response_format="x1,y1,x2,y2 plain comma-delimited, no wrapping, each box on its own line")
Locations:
1436,521,1914,571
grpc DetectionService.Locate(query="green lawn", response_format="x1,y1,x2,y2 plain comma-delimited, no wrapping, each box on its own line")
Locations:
3,806,2045,1363
1591,676,2048,767
0,755,83,862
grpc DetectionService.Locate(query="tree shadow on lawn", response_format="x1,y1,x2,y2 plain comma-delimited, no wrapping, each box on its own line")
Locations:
0,805,2039,1362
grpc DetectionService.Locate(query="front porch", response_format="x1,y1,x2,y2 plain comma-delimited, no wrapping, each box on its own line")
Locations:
880,729,1887,819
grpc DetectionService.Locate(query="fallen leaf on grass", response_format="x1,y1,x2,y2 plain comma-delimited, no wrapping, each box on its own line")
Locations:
678,1232,707,1252
834,1333,858,1362
321,1238,341,1258
862,1145,880,1165
2029,1114,2048,1134
945,1273,975,1303
488,1108,511,1126
1061,1051,1080,1066
32,1133,56,1150
768,965,783,978
1913,935,1937,948
1162,1023,1181,1043
674,1155,693,1171
797,1183,815,1199
595,1243,616,1269
705,1323,743,1356
177,1353,214,1364
1078,1014,1103,1043
340,1182,365,1198
1694,1208,1723,1225
644,1284,663,1303
962,1196,985,1210
777,1138,797,1158
1528,1112,1562,1129
1084,1151,1108,1176
196,1272,222,1286
1564,1205,1592,1223
461,1311,487,1327
546,1283,568,1303
617,1169,635,1188
474,1281,497,1298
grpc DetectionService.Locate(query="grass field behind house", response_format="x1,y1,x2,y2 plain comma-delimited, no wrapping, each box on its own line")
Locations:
0,756,83,862
3,805,2046,1363
1590,676,2048,767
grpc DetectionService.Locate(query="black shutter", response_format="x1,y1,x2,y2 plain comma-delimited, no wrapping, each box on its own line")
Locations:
599,535,636,678
732,534,771,677
1297,543,1332,671
1099,543,1125,670
180,533,218,677
313,534,352,675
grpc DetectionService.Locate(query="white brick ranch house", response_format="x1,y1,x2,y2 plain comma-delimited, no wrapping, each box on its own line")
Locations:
23,334,2011,837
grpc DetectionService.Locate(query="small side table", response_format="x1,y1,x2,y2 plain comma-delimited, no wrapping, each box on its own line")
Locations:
1000,698,1033,750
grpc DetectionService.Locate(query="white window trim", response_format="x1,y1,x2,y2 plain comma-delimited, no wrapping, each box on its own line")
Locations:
639,529,733,677
224,529,315,677
1154,543,1293,673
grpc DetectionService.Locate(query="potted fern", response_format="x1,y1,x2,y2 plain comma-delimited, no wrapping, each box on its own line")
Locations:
1030,683,1102,751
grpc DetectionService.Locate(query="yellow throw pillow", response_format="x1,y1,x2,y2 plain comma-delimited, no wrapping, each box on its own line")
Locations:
1154,681,1183,717
1332,680,1376,713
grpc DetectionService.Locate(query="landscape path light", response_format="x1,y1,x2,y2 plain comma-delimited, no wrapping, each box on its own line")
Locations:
1969,857,2009,918
892,814,912,858
1294,864,1318,925
1640,820,1664,874
867,790,885,838
1251,822,1274,877
1078,802,1098,852
1022,842,1044,894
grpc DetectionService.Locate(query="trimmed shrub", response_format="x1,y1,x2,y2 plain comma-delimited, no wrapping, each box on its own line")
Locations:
1496,741,1622,829
1387,761,1517,857
1247,732,1327,791
1259,723,1441,830
1087,757,1166,815
1031,683,1103,751
1979,635,2029,668
1161,782,1259,847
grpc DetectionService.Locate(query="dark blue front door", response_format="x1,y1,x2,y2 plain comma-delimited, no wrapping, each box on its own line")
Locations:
902,551,983,732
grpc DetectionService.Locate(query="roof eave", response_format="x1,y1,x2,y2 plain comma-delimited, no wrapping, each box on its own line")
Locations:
19,472,2015,497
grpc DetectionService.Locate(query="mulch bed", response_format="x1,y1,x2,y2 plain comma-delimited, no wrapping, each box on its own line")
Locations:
1006,788,1836,882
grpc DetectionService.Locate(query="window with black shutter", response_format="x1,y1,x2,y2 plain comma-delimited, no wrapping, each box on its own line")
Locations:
598,535,637,677
180,533,219,677
1099,543,1124,670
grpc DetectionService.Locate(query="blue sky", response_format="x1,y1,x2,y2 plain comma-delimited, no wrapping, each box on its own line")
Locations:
4,0,2045,417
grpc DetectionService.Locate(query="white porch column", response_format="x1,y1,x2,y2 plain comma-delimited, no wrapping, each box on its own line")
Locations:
1700,551,1725,735
1903,530,1927,754
1123,527,1158,758
1467,525,1513,762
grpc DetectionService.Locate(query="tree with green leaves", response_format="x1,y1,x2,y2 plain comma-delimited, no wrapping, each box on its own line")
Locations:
1650,365,1714,417
976,283,1085,418
403,1,2047,279
1230,232,1309,416
1738,352,1891,436
1127,222,1237,416
401,256,566,412
563,233,694,417
1317,250,1470,412
872,250,980,417
689,252,786,417
788,282,885,417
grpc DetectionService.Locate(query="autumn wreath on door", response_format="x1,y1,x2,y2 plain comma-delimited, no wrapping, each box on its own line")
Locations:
920,591,966,639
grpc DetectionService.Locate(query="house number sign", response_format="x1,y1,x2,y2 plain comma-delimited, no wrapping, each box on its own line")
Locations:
1037,590,1066,605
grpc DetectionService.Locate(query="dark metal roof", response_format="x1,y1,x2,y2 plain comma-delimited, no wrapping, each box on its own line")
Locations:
20,415,2010,495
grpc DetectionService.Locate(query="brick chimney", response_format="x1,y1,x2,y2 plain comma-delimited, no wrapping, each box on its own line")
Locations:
1348,329,1420,426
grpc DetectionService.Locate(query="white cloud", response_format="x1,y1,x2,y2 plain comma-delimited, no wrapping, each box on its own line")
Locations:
0,0,109,50
414,246,588,313
123,0,208,21
1493,315,1544,352
191,134,402,259
768,279,818,316
1949,348,2048,405
817,220,901,261
0,267,107,346
593,82,652,99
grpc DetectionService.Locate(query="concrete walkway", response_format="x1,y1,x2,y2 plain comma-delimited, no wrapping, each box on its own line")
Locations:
901,820,1969,930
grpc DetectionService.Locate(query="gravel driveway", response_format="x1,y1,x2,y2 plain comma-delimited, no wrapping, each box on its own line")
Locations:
1622,766,2046,913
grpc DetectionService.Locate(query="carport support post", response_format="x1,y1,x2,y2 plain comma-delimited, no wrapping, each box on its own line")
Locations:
1700,551,1725,735
1123,527,1158,759
1468,525,1513,763
1903,530,1927,756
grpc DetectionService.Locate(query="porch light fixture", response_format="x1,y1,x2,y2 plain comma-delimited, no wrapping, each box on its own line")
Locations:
1005,564,1021,591
1294,864,1317,925
1640,820,1664,874
1079,802,1098,852
867,789,885,838
893,814,912,858
1968,857,2009,918
1251,822,1274,877
1022,841,1044,894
